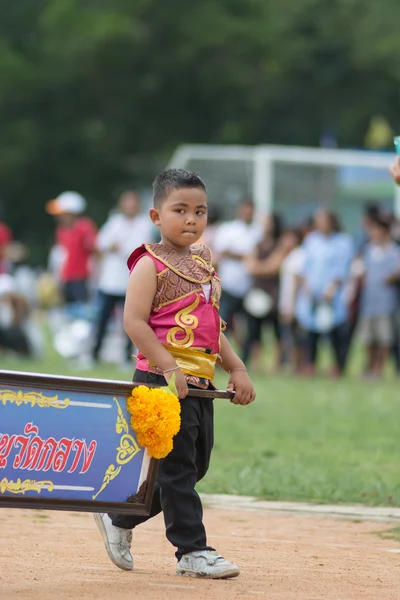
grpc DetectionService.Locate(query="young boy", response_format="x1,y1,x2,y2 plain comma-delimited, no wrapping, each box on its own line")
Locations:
94,169,256,579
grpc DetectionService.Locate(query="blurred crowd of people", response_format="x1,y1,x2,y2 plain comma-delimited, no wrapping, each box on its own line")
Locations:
2,180,400,379
208,200,400,379
0,189,155,366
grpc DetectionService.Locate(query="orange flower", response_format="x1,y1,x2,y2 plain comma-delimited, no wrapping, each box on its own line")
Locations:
126,378,181,459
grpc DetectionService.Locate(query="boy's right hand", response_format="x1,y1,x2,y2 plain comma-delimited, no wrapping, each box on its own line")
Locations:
164,369,188,399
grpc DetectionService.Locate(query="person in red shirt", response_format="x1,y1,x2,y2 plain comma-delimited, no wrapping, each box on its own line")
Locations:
0,218,13,274
46,192,97,304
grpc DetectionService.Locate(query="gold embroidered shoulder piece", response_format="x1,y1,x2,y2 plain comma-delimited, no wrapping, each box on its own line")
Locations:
145,243,220,312
145,243,214,284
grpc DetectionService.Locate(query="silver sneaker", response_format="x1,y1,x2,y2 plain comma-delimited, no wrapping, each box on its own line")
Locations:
94,513,133,571
176,550,240,579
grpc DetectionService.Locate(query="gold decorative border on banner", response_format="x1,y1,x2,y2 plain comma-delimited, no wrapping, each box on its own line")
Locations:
0,478,54,495
93,398,140,500
0,390,69,409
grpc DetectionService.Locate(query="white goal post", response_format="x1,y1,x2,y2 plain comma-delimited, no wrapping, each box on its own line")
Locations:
168,144,400,234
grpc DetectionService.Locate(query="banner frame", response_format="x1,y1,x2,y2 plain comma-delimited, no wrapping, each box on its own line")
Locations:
0,370,161,515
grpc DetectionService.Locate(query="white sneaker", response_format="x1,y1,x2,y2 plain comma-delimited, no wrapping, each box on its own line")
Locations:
176,550,240,579
94,513,133,571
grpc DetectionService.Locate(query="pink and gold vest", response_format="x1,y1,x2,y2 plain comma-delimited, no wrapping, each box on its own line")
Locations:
127,243,222,384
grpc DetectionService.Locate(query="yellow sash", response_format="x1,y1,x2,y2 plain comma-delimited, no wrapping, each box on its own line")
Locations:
163,345,218,380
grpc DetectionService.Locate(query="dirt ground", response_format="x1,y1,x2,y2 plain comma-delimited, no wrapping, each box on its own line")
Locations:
0,506,399,600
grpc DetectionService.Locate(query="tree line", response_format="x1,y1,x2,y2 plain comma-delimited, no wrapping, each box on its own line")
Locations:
1,0,399,263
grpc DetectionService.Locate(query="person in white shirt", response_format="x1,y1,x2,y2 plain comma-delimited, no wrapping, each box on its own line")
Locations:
278,229,305,372
214,200,263,330
92,190,153,362
242,213,283,370
279,232,305,320
0,273,31,356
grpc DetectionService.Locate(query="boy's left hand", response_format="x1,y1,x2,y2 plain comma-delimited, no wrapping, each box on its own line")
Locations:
227,370,256,405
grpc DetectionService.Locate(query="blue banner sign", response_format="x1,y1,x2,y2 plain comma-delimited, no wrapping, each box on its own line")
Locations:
0,370,158,515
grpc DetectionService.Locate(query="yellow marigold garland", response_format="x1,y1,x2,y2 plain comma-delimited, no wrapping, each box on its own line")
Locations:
126,375,181,459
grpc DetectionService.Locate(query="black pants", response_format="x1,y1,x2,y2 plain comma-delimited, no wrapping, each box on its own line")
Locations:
391,315,400,374
242,312,280,365
219,290,244,330
63,279,89,304
280,320,305,365
345,317,358,367
92,291,132,362
307,322,348,373
109,370,215,561
0,325,31,356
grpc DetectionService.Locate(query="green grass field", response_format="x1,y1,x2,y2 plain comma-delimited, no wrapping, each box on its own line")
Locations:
2,344,400,507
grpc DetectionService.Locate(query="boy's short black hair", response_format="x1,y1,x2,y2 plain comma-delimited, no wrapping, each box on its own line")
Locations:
153,168,206,207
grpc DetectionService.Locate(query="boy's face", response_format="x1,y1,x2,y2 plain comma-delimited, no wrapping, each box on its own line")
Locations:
150,187,208,248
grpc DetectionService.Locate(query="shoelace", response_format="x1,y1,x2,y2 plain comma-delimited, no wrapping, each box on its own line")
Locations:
117,530,132,552
202,551,224,565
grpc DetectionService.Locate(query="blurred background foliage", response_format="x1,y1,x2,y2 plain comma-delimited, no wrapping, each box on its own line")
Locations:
1,0,400,261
